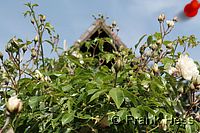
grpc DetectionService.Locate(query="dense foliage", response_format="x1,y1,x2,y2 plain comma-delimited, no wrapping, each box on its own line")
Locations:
0,3,199,133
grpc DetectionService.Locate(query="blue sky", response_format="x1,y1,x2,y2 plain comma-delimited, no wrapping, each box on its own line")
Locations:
0,0,199,61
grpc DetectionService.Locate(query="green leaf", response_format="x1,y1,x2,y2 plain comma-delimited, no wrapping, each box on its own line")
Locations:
23,11,31,17
123,89,138,106
163,40,172,45
130,107,141,119
103,53,115,63
89,89,107,102
117,109,128,121
66,55,83,68
62,85,72,92
87,89,98,95
186,123,191,133
154,32,162,40
32,3,39,8
109,88,124,109
45,22,55,34
147,35,153,45
138,106,155,115
161,57,174,65
29,96,41,111
134,34,146,51
61,112,74,125
52,114,62,129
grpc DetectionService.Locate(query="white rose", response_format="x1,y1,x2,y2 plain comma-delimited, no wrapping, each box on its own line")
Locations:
166,20,174,28
6,96,23,113
176,55,199,80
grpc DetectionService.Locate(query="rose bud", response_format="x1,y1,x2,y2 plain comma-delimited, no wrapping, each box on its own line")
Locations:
114,58,123,72
42,15,46,21
6,96,23,113
31,19,35,25
34,35,38,43
112,21,117,27
173,16,178,22
158,13,165,22
156,39,162,45
166,43,173,49
31,48,37,58
40,15,46,22
166,20,174,28
22,45,27,53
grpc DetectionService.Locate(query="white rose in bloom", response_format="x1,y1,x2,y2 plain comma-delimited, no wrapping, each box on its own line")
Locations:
6,96,23,113
176,55,199,80
166,20,174,28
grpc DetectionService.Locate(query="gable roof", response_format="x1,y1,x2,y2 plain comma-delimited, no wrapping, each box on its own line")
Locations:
74,18,126,48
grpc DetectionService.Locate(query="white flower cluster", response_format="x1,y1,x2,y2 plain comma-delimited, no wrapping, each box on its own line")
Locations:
167,54,199,81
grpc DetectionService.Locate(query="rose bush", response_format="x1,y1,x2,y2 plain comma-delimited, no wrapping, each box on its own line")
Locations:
0,3,199,133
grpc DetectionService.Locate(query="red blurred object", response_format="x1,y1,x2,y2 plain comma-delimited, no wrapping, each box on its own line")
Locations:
191,0,200,9
184,0,200,17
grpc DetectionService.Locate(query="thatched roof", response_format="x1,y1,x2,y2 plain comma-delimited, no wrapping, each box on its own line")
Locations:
74,18,126,49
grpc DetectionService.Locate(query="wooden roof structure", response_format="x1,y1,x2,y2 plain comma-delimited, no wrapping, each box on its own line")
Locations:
74,18,126,50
